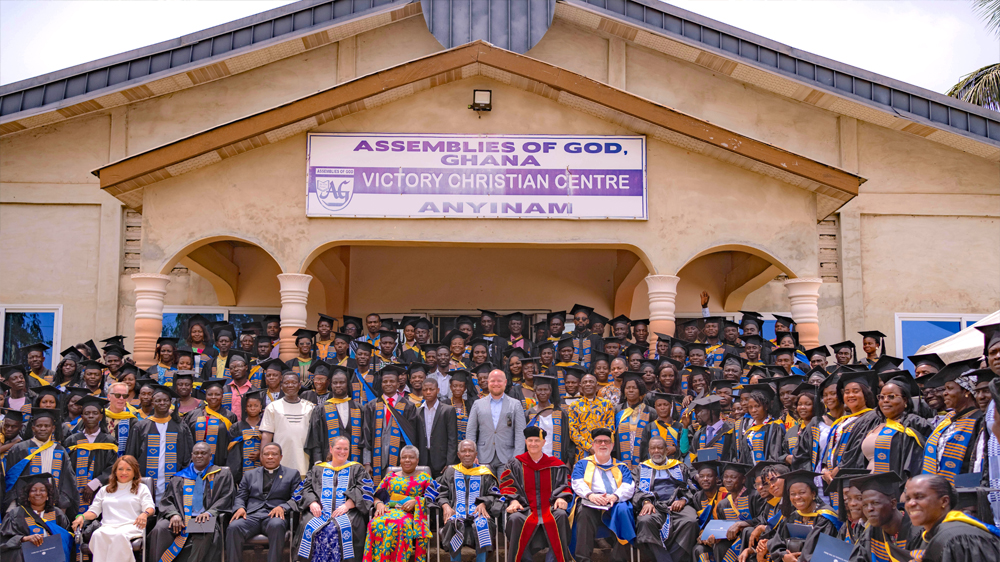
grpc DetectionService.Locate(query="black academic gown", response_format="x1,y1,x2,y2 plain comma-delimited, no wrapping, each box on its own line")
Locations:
708,488,758,562
0,504,72,562
294,462,371,562
767,503,841,562
791,417,825,471
361,397,419,486
914,512,1000,562
148,465,235,562
688,420,735,463
124,417,195,484
436,465,501,554
828,409,885,471
225,420,262,485
63,431,116,512
735,419,788,465
851,414,924,480
848,515,923,562
630,461,701,559
24,370,54,391
305,398,364,466
3,439,77,516
923,407,986,478
639,420,686,461
182,406,237,467
499,453,574,562
526,406,576,465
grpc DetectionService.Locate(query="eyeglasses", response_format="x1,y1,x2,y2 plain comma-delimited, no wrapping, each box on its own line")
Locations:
878,394,902,401
110,393,127,399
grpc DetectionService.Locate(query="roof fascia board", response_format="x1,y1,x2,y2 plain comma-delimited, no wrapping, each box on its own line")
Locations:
570,0,999,122
0,0,409,95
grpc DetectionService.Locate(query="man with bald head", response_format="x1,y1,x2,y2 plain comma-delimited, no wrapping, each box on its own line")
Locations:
466,369,526,475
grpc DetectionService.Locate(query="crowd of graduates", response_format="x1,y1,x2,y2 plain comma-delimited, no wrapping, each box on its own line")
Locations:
1,301,999,562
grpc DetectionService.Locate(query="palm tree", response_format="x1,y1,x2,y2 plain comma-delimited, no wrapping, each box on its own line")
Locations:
947,0,1000,110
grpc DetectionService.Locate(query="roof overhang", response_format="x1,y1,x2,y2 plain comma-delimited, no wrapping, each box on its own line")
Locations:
93,41,863,218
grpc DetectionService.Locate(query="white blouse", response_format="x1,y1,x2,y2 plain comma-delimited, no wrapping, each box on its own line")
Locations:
88,484,155,527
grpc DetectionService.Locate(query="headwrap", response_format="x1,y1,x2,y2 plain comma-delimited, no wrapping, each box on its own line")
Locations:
955,372,977,394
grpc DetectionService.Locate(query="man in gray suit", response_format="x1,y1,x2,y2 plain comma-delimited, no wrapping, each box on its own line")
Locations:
225,443,301,562
466,369,526,476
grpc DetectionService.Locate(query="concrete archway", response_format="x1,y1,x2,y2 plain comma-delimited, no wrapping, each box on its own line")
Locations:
673,243,796,313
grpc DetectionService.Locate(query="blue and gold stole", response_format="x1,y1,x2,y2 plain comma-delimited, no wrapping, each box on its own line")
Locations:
69,441,118,513
697,487,727,528
105,408,136,456
23,506,72,562
809,424,822,470
454,398,469,442
227,425,262,471
4,440,55,492
155,363,177,386
528,407,563,460
316,340,336,362
449,464,495,551
873,419,921,474
637,459,683,545
144,416,179,479
651,420,680,452
692,424,732,463
746,417,779,463
572,334,593,370
616,405,650,471
371,400,413,486
922,413,978,484
705,344,725,367
322,397,362,463
796,507,843,532
248,363,264,388
159,466,222,562
351,369,376,406
298,462,373,561
720,490,753,562
825,408,873,467
576,456,636,544
194,407,232,458
870,525,910,562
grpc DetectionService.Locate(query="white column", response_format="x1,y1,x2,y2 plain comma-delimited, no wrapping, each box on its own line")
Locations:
646,274,680,341
132,273,171,368
278,273,312,361
784,277,823,349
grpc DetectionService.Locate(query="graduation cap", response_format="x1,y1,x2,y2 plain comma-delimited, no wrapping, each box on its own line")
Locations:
421,342,442,354
631,318,650,328
850,471,902,500
117,363,140,379
225,350,250,368
720,461,752,476
83,340,100,360
533,320,547,332
569,304,594,316
746,365,770,380
30,408,61,423
839,370,878,390
650,392,684,405
342,315,363,331
776,375,804,389
658,358,684,372
293,328,318,343
859,330,887,355
258,358,286,373
532,375,559,390
686,342,709,355
609,314,631,327
829,468,873,518
134,377,157,391
745,460,785,484
333,332,354,344
414,318,433,331
692,395,723,411
102,344,130,358
524,426,546,440
972,368,997,388
0,408,24,424
212,323,237,341
354,341,375,354
620,371,645,388
407,362,431,375
470,363,494,377
100,335,127,347
589,351,611,366
239,322,264,336
692,460,723,475
589,311,609,326
546,311,566,325
156,337,180,349
721,353,746,369
186,314,213,329
77,395,110,411
505,312,528,324
774,332,799,347
907,352,945,372
308,359,333,377
377,329,398,342
172,370,197,382
590,427,613,440
380,319,398,331
710,379,739,392
769,347,797,360
317,313,338,327
772,315,795,329
930,358,982,387
792,382,817,396
740,311,764,325
780,470,821,515
59,346,82,362
880,372,919,397
740,383,776,402
975,323,1000,356
601,336,626,347
449,369,472,385
174,345,195,360
151,384,179,400
328,364,352,380
0,364,27,378
870,355,904,373
535,340,555,353
20,473,55,490
18,342,51,357
444,330,467,344
678,318,701,329
555,335,575,350
830,340,856,353
804,346,830,360
504,347,529,361
561,364,588,378
400,316,420,329
79,359,106,372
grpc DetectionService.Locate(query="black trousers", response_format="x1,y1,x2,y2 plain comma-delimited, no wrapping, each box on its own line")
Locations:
573,506,630,562
225,511,288,562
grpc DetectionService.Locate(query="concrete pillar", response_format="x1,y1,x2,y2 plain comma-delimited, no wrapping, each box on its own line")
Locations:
785,277,823,349
131,273,170,368
278,273,312,361
646,274,680,341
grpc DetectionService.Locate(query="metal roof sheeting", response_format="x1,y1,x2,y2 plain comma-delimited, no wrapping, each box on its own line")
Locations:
574,0,1000,145
421,0,555,53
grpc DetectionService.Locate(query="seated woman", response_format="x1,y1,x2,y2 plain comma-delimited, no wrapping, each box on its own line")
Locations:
762,470,841,562
71,455,155,562
362,445,433,562
0,473,73,562
904,474,1000,561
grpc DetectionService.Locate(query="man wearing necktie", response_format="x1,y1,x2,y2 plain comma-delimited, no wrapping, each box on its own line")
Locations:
570,428,636,562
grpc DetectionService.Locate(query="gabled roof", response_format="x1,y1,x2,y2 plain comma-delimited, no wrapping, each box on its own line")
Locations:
92,40,864,217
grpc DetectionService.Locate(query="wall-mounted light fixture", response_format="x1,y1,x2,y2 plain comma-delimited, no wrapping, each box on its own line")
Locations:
469,89,492,114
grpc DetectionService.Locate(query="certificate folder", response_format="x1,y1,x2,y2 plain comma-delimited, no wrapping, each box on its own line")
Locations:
811,532,852,562
699,520,740,540
185,513,216,534
22,535,65,562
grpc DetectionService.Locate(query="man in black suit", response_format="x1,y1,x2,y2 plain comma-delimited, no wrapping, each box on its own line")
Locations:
418,377,458,477
225,442,302,562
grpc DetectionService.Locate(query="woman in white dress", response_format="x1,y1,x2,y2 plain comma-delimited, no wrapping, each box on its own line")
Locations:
71,454,155,562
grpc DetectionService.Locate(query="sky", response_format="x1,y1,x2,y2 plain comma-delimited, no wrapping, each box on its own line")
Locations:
1,0,998,95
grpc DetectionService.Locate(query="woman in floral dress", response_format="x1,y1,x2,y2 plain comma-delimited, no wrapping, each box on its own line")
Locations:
362,445,434,562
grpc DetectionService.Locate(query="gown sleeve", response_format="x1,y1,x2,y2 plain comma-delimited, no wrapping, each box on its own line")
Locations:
0,505,30,554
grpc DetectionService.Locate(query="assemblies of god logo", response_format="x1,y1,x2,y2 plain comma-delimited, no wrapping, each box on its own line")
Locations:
314,168,355,211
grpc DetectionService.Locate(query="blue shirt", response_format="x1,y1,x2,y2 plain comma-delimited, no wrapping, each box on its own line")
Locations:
490,396,504,428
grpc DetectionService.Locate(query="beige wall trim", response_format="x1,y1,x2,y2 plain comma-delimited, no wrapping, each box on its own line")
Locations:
94,41,863,208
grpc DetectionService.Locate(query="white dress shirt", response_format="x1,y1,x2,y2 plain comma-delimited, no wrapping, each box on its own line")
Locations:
423,401,439,448
571,457,635,505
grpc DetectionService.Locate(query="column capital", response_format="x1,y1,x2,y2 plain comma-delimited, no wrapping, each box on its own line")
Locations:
278,273,312,361
277,273,313,291
644,274,680,293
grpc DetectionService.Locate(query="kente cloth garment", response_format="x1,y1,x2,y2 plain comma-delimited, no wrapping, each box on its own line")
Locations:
435,464,500,554
766,503,842,562
568,396,615,464
0,505,73,562
615,403,653,472
361,471,434,562
922,407,984,484
295,461,374,562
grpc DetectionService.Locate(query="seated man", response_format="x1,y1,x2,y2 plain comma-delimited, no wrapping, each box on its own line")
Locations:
570,428,636,562
437,440,501,562
294,435,373,562
847,472,922,562
501,426,573,562
225,443,301,562
148,441,235,562
632,436,701,562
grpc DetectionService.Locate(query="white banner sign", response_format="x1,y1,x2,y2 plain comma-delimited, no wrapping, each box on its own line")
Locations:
306,133,646,219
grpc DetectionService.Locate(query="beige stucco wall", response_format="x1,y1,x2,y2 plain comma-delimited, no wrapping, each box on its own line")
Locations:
2,10,998,354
